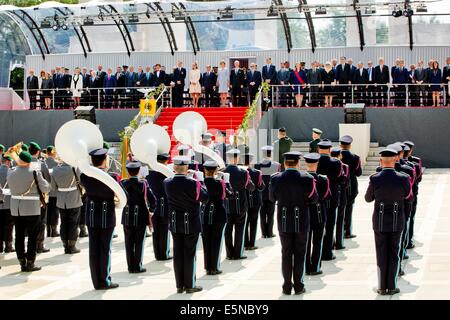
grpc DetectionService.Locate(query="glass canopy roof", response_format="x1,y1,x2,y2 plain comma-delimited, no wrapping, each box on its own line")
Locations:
0,0,448,59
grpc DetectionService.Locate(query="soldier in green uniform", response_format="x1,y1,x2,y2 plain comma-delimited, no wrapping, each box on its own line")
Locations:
273,127,293,167
309,128,323,153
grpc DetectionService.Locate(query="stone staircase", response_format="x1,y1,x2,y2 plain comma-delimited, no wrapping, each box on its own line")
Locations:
291,141,381,176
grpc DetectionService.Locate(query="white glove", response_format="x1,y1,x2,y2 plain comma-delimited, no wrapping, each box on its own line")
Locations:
187,169,195,179
222,172,230,184
195,171,204,182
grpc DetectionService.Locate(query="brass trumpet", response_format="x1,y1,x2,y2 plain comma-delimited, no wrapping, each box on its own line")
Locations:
4,142,23,162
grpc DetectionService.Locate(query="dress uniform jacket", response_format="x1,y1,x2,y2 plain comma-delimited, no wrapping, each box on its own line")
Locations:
317,154,345,207
340,150,362,201
7,167,51,216
146,170,169,220
80,173,117,229
120,177,156,227
270,170,318,233
50,164,83,209
202,177,232,225
246,168,265,210
309,138,321,153
223,165,255,216
164,174,209,234
45,157,59,197
0,164,11,210
307,172,330,225
366,168,412,233
254,160,281,202
31,157,51,182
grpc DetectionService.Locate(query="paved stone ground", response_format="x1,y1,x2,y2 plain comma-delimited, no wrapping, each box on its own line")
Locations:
1,169,449,300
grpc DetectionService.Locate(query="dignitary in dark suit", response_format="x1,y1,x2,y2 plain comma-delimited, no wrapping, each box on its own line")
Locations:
277,62,291,107
164,156,208,293
414,60,428,106
27,70,39,110
303,153,330,275
352,62,369,103
254,146,281,238
6,151,50,272
202,65,217,107
61,68,72,109
80,67,91,106
365,147,412,296
230,60,245,107
80,148,120,290
262,57,277,109
443,57,450,106
123,65,136,108
339,135,362,239
0,155,14,254
392,60,409,106
201,160,232,275
270,151,318,295
114,66,126,108
103,68,117,108
335,57,351,106
374,57,390,106
366,61,376,105
224,149,255,260
51,161,83,254
121,161,156,273
172,61,186,107
243,154,265,250
317,139,345,261
153,64,166,87
307,61,322,107
246,63,262,104
87,70,101,107
146,153,172,261
142,66,154,87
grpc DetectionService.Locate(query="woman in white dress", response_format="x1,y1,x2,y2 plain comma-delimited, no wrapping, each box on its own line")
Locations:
216,60,230,107
70,67,83,107
189,62,201,108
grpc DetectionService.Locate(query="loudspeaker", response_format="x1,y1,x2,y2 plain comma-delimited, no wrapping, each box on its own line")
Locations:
344,103,366,123
74,106,96,124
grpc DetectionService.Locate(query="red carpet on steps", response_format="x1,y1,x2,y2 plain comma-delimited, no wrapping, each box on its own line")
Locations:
155,107,248,155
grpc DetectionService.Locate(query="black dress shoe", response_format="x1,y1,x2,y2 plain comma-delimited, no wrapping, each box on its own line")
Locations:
186,286,203,294
212,270,223,275
377,289,387,295
282,289,291,295
177,287,185,294
309,270,323,276
128,269,135,274
335,245,346,250
248,246,258,250
113,234,118,239
244,247,249,251
237,256,247,260
399,269,405,276
294,287,306,295
146,232,151,238
322,255,336,261
99,283,119,290
135,268,146,273
406,243,415,249
387,288,400,295
37,247,50,254
403,254,409,260
206,270,213,275
268,235,276,238
345,234,357,239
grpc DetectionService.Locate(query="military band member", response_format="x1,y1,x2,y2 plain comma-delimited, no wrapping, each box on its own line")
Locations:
254,146,281,238
7,151,51,272
146,153,172,261
80,148,120,290
213,130,231,164
224,149,255,260
51,161,83,254
331,147,349,250
243,154,265,250
339,135,362,239
270,151,318,295
317,139,345,261
201,160,232,275
177,145,200,171
303,153,330,275
45,145,60,237
28,141,51,253
121,161,156,273
164,156,209,293
0,155,14,253
403,141,422,249
309,128,323,153
365,147,412,295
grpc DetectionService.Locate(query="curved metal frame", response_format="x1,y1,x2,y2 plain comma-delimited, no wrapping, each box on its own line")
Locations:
55,7,92,58
353,0,365,51
9,9,50,60
173,2,200,54
406,0,413,50
275,0,293,53
0,13,31,56
148,2,178,55
298,0,316,53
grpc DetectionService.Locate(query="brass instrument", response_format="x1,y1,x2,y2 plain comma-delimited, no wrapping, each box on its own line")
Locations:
4,142,23,162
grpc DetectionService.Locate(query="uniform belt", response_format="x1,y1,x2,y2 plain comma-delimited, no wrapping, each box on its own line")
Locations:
58,187,78,192
11,195,40,200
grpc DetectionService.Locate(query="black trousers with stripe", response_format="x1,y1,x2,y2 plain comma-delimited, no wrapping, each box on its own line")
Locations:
260,200,275,237
152,215,170,260
280,231,308,292
374,231,402,290
124,225,147,272
88,227,114,289
306,221,325,274
322,204,337,260
245,206,260,248
202,223,226,272
172,232,199,289
344,200,355,236
225,213,247,259
335,204,346,248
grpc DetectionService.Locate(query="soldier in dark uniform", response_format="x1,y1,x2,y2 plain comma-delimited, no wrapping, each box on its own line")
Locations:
270,151,318,295
29,141,51,254
121,161,156,273
80,148,120,290
255,146,281,238
303,153,330,275
243,154,265,251
403,140,422,249
177,145,200,171
339,135,362,239
146,153,173,261
0,155,14,254
224,149,255,260
317,139,345,261
309,128,323,153
45,145,60,238
365,147,412,295
193,133,214,169
331,147,350,250
51,161,83,254
201,160,232,275
164,156,208,293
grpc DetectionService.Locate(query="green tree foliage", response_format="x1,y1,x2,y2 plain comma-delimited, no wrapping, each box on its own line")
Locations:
1,0,79,7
